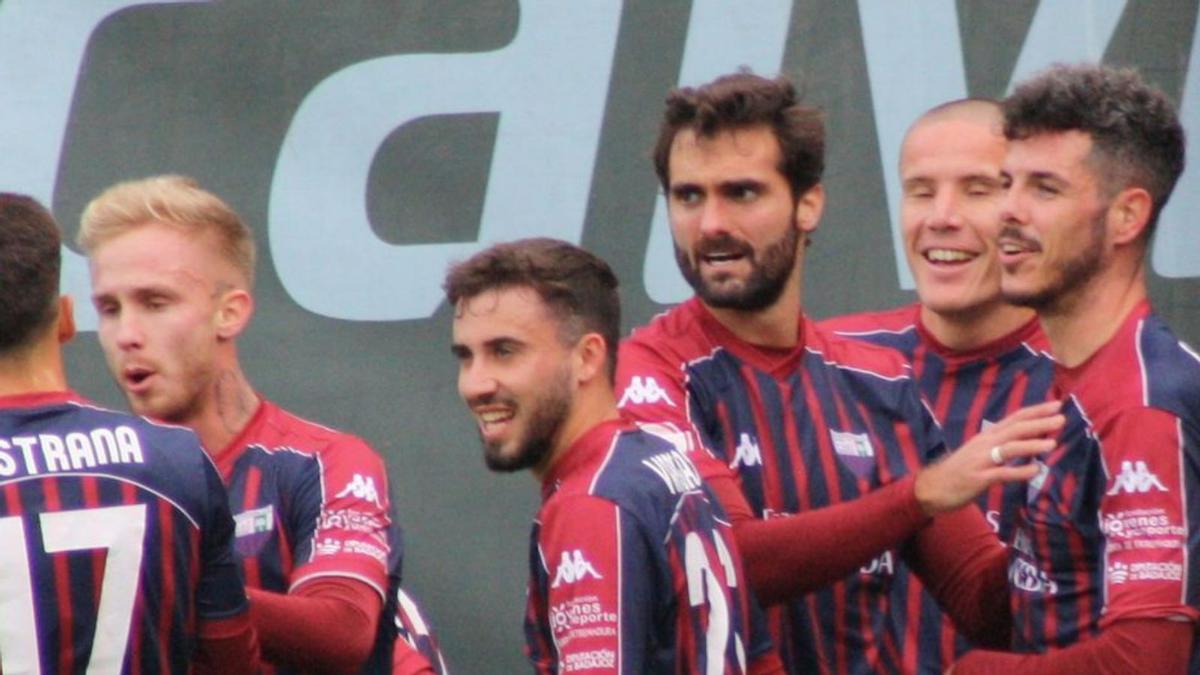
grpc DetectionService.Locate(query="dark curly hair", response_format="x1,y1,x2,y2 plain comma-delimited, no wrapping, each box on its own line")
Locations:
652,70,825,200
1004,63,1185,236
443,238,620,381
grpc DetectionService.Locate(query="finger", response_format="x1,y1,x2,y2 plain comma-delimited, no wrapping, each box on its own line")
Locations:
990,438,1057,461
987,464,1041,483
991,400,1064,428
994,414,1065,442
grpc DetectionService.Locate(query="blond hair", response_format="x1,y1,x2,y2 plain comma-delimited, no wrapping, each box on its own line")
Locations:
79,175,256,288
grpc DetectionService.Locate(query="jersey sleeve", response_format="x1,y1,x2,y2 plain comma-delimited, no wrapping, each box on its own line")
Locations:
529,495,651,674
289,435,394,600
197,453,252,620
1098,407,1199,626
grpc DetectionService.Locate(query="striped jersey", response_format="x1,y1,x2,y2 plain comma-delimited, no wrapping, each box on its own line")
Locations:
215,399,400,674
393,587,449,674
526,417,764,673
617,298,946,675
821,304,1055,673
0,390,247,675
1008,301,1200,663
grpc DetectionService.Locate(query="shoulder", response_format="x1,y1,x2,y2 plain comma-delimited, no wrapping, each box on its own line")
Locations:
1136,315,1200,419
621,300,716,365
805,321,915,383
253,400,380,460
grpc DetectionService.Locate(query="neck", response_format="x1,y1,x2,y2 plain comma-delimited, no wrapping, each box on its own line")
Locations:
920,301,1035,352
0,333,69,397
534,385,620,481
705,266,804,349
186,362,261,455
1039,260,1146,368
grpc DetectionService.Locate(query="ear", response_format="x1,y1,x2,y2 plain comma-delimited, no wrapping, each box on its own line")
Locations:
793,183,825,234
572,332,609,386
1107,186,1153,246
57,295,76,345
215,288,254,340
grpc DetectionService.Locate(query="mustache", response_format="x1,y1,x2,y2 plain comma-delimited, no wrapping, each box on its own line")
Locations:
693,233,754,259
997,225,1041,250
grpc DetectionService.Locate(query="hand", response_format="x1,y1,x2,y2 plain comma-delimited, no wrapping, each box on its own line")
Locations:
914,400,1064,515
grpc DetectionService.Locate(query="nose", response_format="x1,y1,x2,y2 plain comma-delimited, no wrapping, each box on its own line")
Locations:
697,198,731,238
927,192,963,230
111,309,145,351
458,360,499,404
998,186,1026,229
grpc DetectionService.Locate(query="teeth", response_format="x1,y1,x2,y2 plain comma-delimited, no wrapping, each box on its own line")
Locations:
925,249,975,263
999,242,1025,254
479,410,513,424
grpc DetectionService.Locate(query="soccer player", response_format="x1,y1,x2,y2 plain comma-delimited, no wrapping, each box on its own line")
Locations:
949,63,1198,673
0,193,258,675
80,175,433,674
617,72,1064,674
820,99,1056,673
446,238,777,673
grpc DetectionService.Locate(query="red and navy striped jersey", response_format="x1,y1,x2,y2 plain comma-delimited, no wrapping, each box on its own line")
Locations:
821,304,1055,673
617,299,945,675
526,417,766,674
1007,301,1200,664
0,390,247,675
215,399,400,674
393,587,449,674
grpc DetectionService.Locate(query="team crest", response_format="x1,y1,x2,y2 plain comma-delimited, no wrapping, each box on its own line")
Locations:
233,504,275,557
831,430,875,479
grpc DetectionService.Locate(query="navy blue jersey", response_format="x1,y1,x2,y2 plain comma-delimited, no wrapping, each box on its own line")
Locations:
215,399,400,674
1005,302,1200,662
526,418,766,673
618,299,946,675
0,391,247,675
822,305,1055,673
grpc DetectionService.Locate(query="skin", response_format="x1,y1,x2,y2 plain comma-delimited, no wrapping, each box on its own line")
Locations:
452,286,616,480
900,107,1034,350
88,222,258,453
997,131,1152,366
666,125,823,348
0,296,74,397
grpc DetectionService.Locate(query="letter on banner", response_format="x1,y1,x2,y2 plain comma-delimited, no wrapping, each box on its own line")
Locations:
859,0,1125,289
0,0,207,331
269,2,620,320
643,0,794,304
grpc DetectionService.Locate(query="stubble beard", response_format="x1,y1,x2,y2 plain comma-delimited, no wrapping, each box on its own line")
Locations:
675,226,800,312
1004,211,1106,313
482,366,573,474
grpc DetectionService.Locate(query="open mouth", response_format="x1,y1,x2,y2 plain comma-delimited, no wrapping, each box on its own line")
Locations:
923,248,977,265
123,365,154,389
473,406,516,439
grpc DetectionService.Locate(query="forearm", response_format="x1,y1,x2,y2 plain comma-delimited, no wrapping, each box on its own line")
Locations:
247,577,382,674
194,612,261,675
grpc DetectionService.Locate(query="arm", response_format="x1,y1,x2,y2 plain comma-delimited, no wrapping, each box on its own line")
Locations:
951,619,1192,674
247,577,382,674
193,613,261,675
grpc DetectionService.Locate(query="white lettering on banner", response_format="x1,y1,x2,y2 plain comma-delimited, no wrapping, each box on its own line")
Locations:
551,550,603,588
269,2,621,320
642,0,795,303
618,376,675,408
0,0,210,332
0,426,144,477
858,0,1127,289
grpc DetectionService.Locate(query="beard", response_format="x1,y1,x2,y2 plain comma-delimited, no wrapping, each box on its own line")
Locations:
480,364,573,473
1002,209,1106,311
674,226,800,311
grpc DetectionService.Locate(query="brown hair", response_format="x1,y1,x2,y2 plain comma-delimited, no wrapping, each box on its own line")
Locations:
0,194,62,354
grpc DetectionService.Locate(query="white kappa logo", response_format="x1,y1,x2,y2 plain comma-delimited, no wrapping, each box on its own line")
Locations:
730,433,762,469
1107,460,1169,495
336,473,383,507
551,549,603,588
618,376,676,408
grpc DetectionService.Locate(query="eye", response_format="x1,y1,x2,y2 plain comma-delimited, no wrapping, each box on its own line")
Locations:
1035,182,1061,198
965,180,998,197
671,186,702,206
94,300,119,317
728,184,759,202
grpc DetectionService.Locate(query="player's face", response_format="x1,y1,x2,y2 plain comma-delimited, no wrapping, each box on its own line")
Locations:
997,131,1109,311
452,286,576,474
89,223,227,424
901,116,1008,318
667,125,807,311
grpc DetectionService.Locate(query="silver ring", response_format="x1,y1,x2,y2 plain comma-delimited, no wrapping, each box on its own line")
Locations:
989,445,1005,466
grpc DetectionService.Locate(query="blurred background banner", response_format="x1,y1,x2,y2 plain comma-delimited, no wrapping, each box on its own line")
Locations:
2,1,1195,671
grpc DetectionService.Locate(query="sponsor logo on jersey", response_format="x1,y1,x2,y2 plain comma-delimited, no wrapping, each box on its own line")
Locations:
859,550,894,576
617,376,675,408
551,550,603,588
1108,560,1183,584
315,538,342,556
1108,561,1129,584
830,430,874,458
1106,460,1169,495
562,649,616,672
336,473,383,507
318,508,387,535
729,433,762,469
234,504,275,537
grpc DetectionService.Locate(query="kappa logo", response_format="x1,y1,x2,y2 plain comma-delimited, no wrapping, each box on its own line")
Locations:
730,433,762,469
551,549,603,588
1107,460,1169,495
618,376,675,408
336,473,383,507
